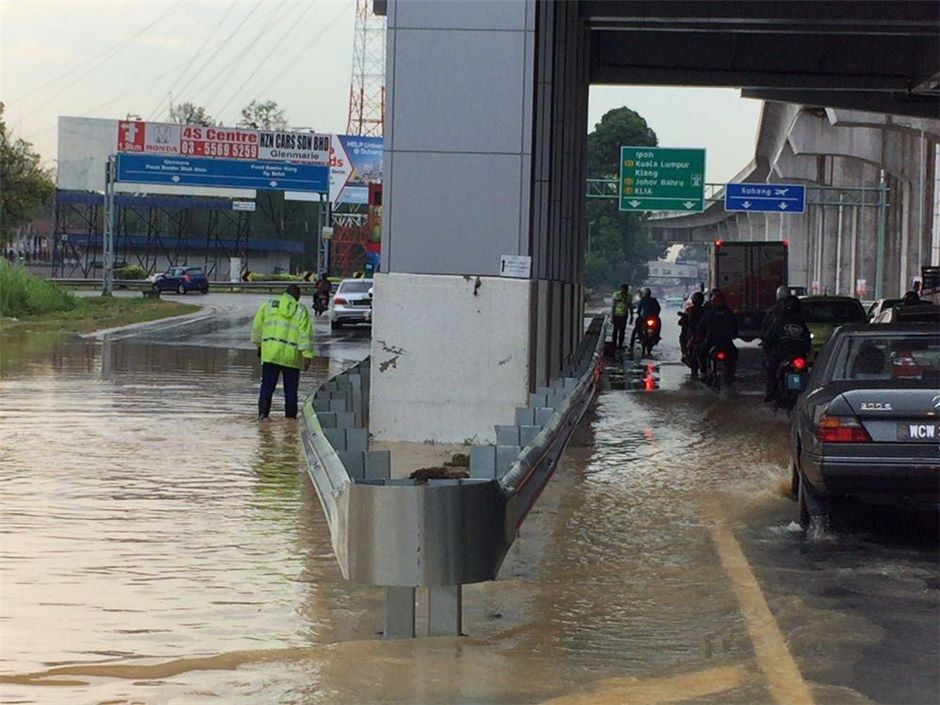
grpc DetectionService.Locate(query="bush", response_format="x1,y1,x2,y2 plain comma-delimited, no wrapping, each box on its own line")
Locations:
114,264,148,280
0,261,76,317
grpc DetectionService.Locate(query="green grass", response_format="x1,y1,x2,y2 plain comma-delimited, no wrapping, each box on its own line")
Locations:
0,263,199,334
0,261,76,317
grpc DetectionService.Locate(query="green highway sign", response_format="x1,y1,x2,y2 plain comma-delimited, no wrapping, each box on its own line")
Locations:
619,146,706,212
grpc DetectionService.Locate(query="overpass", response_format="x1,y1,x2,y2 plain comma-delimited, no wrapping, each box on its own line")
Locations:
372,0,938,443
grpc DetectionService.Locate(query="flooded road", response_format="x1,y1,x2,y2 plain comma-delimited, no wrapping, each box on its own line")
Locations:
1,296,937,704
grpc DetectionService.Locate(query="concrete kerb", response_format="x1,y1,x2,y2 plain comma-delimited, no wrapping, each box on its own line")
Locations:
78,303,217,339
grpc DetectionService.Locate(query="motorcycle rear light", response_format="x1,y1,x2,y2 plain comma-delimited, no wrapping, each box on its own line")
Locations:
333,297,348,305
816,415,871,443
792,357,807,371
715,350,728,361
646,318,656,327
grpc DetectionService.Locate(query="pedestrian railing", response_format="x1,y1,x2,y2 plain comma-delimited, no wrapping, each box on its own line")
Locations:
300,316,606,637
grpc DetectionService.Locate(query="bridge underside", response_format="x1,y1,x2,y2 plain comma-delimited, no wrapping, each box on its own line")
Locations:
374,0,939,443
584,1,940,119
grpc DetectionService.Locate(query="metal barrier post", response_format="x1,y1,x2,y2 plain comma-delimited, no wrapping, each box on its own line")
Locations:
384,587,416,638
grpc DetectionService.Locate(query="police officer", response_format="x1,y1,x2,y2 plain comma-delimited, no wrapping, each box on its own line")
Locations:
611,283,633,349
251,284,315,420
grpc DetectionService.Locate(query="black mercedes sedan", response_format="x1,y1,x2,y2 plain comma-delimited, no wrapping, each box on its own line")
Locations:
789,323,940,529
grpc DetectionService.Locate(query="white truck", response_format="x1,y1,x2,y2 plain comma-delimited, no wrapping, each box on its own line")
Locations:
709,240,788,342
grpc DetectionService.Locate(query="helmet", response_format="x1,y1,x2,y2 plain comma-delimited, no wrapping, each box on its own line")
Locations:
775,285,790,301
691,291,704,305
643,287,652,297
902,290,920,306
781,296,801,315
709,289,724,305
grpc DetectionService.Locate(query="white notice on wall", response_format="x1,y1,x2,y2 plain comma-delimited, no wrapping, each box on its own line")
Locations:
232,201,256,212
499,255,531,278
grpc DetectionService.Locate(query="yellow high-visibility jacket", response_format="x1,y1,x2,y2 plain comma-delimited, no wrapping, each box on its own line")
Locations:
251,293,314,369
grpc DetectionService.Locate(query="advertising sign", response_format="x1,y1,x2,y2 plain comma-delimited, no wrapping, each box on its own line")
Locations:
118,120,181,155
725,182,806,213
330,135,383,204
619,146,706,212
259,131,330,164
116,154,329,192
116,120,329,165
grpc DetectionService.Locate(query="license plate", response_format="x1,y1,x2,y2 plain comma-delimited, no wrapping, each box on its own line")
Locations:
785,373,806,391
897,422,940,441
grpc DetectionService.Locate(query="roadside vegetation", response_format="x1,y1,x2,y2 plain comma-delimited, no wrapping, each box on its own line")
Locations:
0,263,198,334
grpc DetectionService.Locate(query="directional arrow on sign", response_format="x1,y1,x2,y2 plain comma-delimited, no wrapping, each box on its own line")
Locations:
683,201,696,209
171,175,180,182
778,202,789,210
269,180,278,187
628,200,641,207
742,201,751,209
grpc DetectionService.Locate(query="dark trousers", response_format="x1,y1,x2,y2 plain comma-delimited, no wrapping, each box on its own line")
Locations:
259,362,301,418
612,315,628,348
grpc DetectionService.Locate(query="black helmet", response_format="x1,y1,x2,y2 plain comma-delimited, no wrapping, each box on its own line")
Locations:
691,291,704,305
781,295,801,315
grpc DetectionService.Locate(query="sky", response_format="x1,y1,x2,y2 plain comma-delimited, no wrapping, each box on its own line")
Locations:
2,0,762,185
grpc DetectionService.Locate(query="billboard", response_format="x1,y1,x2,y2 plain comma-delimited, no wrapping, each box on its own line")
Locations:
116,119,329,164
330,135,383,204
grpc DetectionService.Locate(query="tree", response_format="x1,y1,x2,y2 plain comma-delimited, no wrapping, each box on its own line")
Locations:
168,102,216,126
583,107,667,291
239,100,288,130
0,102,54,246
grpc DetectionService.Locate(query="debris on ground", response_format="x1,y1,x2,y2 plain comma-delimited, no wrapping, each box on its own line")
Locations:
409,466,471,482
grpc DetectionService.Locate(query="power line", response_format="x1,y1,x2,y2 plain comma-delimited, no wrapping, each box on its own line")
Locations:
217,2,349,126
157,0,266,121
12,2,182,109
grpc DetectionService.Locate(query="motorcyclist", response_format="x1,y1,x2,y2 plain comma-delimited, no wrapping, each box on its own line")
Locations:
630,287,662,349
610,283,634,350
313,273,331,315
761,295,812,402
678,291,705,371
900,290,921,306
761,285,792,340
695,289,738,380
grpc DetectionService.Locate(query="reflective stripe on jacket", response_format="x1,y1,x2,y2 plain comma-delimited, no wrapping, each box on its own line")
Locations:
612,291,630,317
250,293,314,369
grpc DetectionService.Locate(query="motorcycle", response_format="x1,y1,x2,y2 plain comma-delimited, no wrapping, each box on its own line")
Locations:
773,355,808,410
312,291,329,316
634,316,661,358
704,344,736,392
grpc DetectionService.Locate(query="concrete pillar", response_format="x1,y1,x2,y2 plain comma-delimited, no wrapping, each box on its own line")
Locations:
374,0,587,443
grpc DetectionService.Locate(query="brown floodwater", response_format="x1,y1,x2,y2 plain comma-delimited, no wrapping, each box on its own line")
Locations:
1,297,936,705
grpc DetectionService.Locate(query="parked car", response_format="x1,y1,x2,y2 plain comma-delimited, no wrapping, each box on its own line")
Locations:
871,303,940,325
799,295,867,361
789,323,940,529
152,266,209,294
328,278,373,330
866,297,903,321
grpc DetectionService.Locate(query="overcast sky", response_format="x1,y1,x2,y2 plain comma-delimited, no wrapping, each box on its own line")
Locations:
2,0,761,184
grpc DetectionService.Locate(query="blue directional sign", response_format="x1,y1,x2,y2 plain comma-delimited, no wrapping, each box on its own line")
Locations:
116,153,329,193
725,182,805,214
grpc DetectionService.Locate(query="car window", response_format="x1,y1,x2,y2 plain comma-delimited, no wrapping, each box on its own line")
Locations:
339,280,373,294
802,300,865,323
832,333,940,383
185,268,204,275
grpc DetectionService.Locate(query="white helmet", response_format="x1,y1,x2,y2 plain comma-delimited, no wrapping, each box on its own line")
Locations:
775,285,790,301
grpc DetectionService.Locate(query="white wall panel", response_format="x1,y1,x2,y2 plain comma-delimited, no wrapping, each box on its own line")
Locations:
369,273,532,443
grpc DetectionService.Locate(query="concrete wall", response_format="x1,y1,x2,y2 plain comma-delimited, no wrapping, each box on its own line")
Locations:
369,272,531,444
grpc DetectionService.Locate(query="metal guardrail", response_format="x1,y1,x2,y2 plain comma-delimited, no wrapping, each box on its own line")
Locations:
300,316,606,637
49,278,321,293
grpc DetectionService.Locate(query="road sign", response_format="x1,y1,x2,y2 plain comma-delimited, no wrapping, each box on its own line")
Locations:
232,201,256,211
619,146,705,212
725,182,805,213
115,153,329,192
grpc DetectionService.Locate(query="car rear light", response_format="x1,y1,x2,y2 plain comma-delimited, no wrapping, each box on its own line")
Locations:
646,318,656,328
891,351,922,378
715,350,728,361
792,357,807,371
333,297,347,305
816,415,871,443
